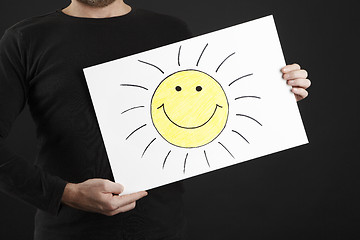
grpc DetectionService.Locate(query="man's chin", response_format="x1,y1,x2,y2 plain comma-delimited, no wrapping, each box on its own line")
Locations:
76,0,117,8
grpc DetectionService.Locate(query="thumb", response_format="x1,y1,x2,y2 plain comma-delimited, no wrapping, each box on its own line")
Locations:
103,180,124,195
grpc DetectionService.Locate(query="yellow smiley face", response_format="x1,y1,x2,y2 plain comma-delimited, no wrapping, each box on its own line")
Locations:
151,69,229,148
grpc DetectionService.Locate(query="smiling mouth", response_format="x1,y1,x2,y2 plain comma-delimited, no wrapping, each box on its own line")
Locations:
157,103,223,129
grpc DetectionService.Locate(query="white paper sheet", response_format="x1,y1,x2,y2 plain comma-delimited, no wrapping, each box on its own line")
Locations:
84,15,308,194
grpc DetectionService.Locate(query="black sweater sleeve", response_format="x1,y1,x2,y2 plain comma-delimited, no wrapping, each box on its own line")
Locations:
0,28,67,215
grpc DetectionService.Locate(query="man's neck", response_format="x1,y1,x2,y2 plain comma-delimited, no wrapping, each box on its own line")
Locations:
62,0,131,18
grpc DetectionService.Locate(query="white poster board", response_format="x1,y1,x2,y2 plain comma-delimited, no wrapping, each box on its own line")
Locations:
84,15,308,194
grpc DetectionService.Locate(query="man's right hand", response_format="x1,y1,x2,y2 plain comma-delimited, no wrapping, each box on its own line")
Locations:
61,178,148,216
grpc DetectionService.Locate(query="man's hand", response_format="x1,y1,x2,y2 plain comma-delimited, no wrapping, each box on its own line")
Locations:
281,63,311,101
61,178,148,216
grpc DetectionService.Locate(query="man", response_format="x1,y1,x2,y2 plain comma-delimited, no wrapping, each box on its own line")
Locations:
0,0,311,239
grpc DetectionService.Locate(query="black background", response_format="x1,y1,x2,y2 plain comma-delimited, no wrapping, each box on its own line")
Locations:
0,0,358,239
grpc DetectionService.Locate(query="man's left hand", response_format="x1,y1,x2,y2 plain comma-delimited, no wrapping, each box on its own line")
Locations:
281,63,311,101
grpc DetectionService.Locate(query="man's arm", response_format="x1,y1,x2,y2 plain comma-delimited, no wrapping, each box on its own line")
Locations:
0,28,68,215
0,28,147,216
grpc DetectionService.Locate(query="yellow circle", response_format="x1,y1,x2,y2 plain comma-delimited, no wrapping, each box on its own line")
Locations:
151,70,229,148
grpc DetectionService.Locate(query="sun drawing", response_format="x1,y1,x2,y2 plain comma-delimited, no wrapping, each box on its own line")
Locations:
120,43,262,173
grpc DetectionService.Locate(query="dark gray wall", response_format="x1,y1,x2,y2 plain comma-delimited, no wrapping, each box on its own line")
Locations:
0,0,358,239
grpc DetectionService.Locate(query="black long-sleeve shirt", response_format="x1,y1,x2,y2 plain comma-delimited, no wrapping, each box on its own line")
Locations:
0,8,192,239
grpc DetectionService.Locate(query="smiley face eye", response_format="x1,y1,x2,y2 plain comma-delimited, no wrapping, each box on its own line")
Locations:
175,86,182,91
196,86,202,92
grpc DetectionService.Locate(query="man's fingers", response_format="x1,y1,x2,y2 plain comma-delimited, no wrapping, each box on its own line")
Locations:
102,191,147,215
102,180,124,194
117,201,136,213
112,191,148,207
281,63,301,73
283,69,308,80
281,63,308,80
100,191,147,214
105,202,137,216
292,87,308,100
287,78,311,89
281,63,311,102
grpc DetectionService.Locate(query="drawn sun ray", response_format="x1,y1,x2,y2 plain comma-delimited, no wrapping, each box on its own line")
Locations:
236,114,262,126
178,45,182,66
228,73,254,86
234,96,261,100
232,129,250,144
183,153,189,173
121,105,145,114
126,124,147,140
204,150,210,167
120,83,148,91
196,43,209,67
215,52,236,73
138,59,164,74
142,138,157,158
218,141,235,159
162,150,171,169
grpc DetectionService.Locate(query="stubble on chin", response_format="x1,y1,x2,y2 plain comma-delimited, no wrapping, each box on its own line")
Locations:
76,0,117,8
